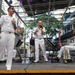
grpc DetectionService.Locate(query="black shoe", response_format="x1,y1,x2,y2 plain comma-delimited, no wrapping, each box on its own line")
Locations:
56,57,60,62
0,60,6,63
67,59,72,63
53,57,59,60
51,57,60,63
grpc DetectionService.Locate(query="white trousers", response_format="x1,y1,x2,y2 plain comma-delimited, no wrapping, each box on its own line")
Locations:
34,39,48,61
0,49,17,61
0,32,15,67
0,50,5,61
26,49,31,57
57,45,75,59
5,49,17,59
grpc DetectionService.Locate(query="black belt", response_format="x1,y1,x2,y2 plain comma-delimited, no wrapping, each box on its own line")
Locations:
8,32,13,34
38,38,43,40
2,31,13,34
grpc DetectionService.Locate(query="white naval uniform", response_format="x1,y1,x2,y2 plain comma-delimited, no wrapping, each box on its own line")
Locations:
57,43,75,59
5,49,17,59
26,44,31,58
0,15,15,68
34,27,48,62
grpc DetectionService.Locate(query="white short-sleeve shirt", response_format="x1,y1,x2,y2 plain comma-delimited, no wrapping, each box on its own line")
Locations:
0,15,14,32
34,26,46,39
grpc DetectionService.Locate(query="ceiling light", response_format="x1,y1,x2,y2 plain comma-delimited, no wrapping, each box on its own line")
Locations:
30,0,33,2
9,0,12,4
20,0,22,4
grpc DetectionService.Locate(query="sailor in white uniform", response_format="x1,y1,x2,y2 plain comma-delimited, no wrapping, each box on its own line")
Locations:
0,6,16,70
34,20,48,62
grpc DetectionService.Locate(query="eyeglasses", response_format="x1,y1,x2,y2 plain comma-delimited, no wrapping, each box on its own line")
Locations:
10,8,14,10
10,8,14,11
10,8,15,12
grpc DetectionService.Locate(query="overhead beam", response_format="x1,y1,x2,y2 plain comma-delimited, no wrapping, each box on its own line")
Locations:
5,0,27,27
22,0,69,8
17,11,72,15
23,0,75,16
26,10,48,15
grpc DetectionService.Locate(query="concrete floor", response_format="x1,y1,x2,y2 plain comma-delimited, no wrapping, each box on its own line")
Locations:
0,60,75,70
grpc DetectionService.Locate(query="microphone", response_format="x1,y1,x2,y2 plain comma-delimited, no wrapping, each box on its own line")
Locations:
39,26,43,29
